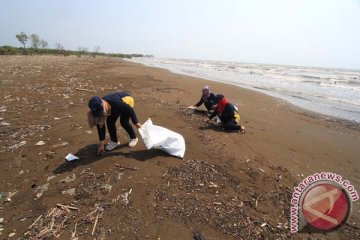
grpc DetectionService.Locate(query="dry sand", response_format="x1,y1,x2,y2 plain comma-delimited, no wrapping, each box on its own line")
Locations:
0,55,359,239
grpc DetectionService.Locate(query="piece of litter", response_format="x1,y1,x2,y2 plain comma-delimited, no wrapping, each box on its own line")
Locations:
65,153,79,162
35,141,46,146
37,183,49,192
101,184,112,193
52,142,69,149
62,188,76,195
85,130,92,134
121,192,130,204
60,173,76,183
259,168,265,173
47,176,56,182
8,232,15,238
261,223,267,227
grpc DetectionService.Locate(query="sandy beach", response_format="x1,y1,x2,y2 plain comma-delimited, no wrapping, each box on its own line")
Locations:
0,55,359,239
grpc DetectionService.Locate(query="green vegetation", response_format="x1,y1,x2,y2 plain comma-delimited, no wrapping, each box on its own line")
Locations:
0,32,153,59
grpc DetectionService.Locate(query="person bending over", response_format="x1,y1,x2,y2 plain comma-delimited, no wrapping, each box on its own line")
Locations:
190,85,217,112
209,94,246,133
87,92,142,155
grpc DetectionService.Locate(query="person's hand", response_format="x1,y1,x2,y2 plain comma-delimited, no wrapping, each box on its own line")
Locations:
97,141,105,156
136,123,142,129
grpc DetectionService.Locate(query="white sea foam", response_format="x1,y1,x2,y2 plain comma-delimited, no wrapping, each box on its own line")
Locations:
129,58,360,122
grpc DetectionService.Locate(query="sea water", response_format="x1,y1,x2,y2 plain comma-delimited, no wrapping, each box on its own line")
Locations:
129,58,360,122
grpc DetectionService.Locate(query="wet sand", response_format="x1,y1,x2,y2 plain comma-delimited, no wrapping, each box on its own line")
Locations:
0,55,359,239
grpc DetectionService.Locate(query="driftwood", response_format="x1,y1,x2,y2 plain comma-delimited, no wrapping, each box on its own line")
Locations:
56,203,79,211
114,163,138,171
75,88,96,92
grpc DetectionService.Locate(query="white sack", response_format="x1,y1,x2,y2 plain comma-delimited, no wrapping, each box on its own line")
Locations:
138,118,185,158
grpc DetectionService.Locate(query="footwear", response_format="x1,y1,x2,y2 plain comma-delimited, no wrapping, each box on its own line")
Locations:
105,141,120,151
240,126,246,134
128,138,138,148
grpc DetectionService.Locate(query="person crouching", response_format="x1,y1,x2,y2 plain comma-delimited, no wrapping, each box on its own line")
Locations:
209,94,246,133
87,92,142,155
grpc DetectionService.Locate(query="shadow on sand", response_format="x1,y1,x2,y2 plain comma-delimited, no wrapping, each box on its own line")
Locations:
53,143,170,174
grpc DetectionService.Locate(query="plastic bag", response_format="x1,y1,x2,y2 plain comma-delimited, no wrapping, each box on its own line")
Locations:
138,119,185,158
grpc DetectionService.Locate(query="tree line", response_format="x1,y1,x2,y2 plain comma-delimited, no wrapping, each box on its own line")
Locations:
0,32,153,59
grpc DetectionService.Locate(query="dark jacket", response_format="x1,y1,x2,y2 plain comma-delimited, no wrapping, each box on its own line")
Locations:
97,92,138,140
195,93,216,111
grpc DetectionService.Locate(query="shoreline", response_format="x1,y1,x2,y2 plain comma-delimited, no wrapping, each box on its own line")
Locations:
0,55,359,239
127,59,360,130
127,58,360,124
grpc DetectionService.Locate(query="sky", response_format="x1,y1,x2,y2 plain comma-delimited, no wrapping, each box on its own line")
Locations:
1,0,360,70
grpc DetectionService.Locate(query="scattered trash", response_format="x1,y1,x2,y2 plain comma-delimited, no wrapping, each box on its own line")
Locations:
9,140,27,150
25,204,79,239
114,163,138,171
35,141,46,146
62,188,76,195
8,232,15,238
47,176,56,182
75,88,95,92
37,183,49,193
51,142,69,150
101,184,112,193
60,173,76,183
18,170,24,175
3,191,18,202
65,153,79,162
260,223,267,227
121,189,132,205
0,218,4,223
85,130,92,134
209,182,219,188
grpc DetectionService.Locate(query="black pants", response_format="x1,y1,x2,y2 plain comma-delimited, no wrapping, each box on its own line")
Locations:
106,112,136,142
223,119,241,131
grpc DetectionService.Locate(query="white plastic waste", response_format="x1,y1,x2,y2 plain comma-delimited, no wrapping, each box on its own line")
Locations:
65,153,80,162
138,119,185,158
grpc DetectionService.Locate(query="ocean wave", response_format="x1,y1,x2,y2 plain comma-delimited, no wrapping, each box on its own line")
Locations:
128,57,360,122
